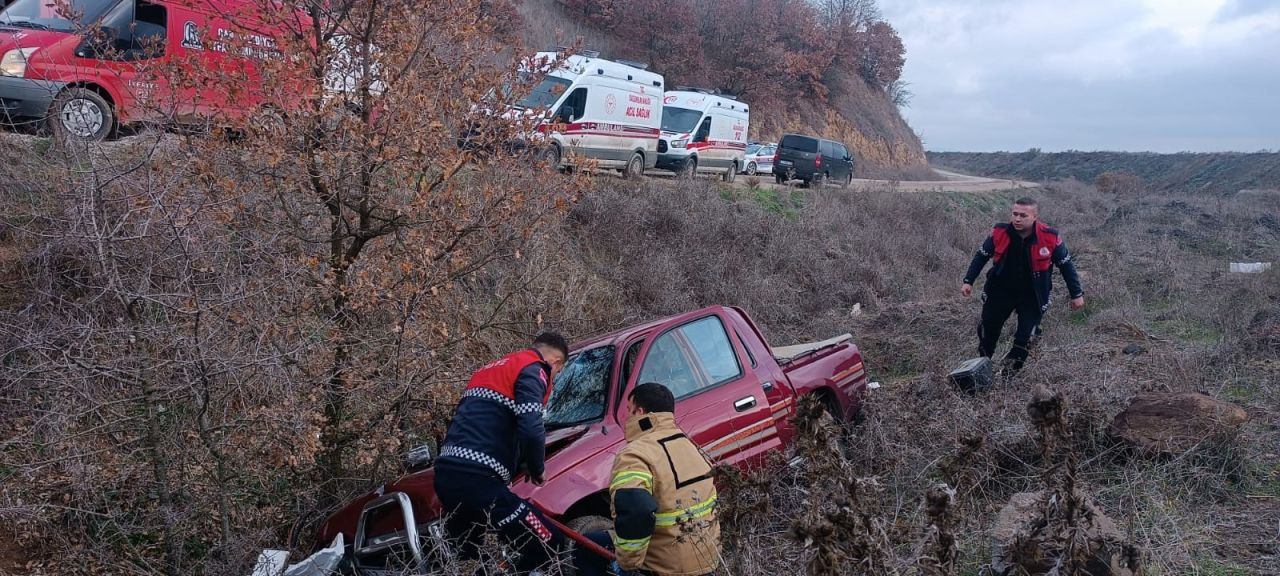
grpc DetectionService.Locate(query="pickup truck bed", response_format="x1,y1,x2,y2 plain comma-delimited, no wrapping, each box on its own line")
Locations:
771,333,853,363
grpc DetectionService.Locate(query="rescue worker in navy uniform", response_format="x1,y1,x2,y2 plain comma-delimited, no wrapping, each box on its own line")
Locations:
573,382,721,576
434,332,570,575
962,197,1085,372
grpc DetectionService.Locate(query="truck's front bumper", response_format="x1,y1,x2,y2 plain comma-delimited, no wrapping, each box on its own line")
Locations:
0,76,62,121
656,152,693,171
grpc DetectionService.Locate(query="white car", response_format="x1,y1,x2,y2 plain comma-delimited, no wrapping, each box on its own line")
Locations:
741,142,776,175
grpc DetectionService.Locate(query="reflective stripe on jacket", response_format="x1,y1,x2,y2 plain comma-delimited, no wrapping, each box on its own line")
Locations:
609,412,721,576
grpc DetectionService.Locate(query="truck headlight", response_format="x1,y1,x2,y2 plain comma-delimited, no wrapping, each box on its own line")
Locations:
0,47,38,78
671,139,688,148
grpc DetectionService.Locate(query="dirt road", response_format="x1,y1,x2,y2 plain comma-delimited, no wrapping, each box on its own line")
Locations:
647,167,1039,192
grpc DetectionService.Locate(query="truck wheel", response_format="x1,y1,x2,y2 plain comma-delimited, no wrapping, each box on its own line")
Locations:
723,162,736,183
622,151,644,179
809,172,825,188
564,515,614,576
746,161,757,176
680,158,698,179
248,105,287,140
842,172,853,188
50,87,114,143
539,145,562,170
775,174,786,185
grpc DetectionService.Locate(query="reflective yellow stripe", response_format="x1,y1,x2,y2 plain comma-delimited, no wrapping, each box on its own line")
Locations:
612,534,651,552
610,470,653,491
654,494,717,526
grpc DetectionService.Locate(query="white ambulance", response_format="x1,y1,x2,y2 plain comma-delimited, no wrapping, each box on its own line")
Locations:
656,90,750,182
515,51,664,178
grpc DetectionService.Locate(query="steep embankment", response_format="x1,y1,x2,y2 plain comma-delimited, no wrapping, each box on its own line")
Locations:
517,0,929,179
929,151,1280,192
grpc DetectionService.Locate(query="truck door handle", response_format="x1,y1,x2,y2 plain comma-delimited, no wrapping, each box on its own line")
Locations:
733,396,757,412
761,381,774,391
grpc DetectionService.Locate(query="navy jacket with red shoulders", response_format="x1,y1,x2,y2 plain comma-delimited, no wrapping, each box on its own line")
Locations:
437,348,552,483
964,221,1084,310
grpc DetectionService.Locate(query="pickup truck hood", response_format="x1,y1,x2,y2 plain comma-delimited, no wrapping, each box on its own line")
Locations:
317,423,603,545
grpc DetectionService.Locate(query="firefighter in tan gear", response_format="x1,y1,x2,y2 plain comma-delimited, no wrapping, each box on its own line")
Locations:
573,382,721,576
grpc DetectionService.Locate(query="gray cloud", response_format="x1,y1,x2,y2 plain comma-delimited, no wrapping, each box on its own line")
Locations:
882,0,1280,152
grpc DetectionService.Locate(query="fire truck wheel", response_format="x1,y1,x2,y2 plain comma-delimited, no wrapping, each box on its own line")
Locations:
50,87,114,143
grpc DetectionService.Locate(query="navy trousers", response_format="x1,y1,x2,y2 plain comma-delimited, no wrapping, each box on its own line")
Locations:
434,462,565,575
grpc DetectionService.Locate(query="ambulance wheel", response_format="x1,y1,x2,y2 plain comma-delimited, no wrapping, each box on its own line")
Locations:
539,145,561,170
564,515,614,576
722,162,736,183
680,158,697,179
50,87,114,143
746,161,757,175
622,151,644,179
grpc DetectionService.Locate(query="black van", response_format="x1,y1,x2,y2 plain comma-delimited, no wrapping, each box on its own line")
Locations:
774,133,855,187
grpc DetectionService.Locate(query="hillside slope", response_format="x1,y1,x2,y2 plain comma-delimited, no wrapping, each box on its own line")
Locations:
517,0,929,179
929,151,1280,192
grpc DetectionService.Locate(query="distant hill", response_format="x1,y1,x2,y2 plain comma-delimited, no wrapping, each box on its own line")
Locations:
929,151,1280,192
516,0,930,179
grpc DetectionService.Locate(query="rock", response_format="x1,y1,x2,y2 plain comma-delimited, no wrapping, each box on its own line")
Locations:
1110,392,1248,453
991,491,1141,576
1121,344,1146,355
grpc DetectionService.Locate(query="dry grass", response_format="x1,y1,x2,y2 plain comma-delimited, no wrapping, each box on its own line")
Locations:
559,176,1280,574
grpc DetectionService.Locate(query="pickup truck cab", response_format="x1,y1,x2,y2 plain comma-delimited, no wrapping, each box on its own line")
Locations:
318,305,868,574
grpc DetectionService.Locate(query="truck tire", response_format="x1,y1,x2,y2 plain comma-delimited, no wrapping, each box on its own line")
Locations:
680,157,698,179
622,151,644,179
564,515,614,576
842,172,853,188
809,172,825,188
539,145,562,170
50,87,114,143
723,162,736,183
775,174,786,185
746,161,757,175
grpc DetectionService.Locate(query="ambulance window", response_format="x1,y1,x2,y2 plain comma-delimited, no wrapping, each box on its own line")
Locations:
558,87,586,122
693,118,710,142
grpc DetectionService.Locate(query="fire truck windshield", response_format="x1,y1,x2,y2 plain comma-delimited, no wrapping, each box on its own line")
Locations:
0,0,119,32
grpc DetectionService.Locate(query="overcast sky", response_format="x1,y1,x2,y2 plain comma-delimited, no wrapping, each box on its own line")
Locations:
880,0,1280,152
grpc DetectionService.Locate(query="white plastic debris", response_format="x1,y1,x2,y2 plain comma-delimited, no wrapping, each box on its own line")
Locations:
283,533,345,576
250,534,344,576
251,550,289,576
867,381,882,390
1229,262,1272,273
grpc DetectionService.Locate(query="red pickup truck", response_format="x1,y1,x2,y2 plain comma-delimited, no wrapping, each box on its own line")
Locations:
317,305,868,574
